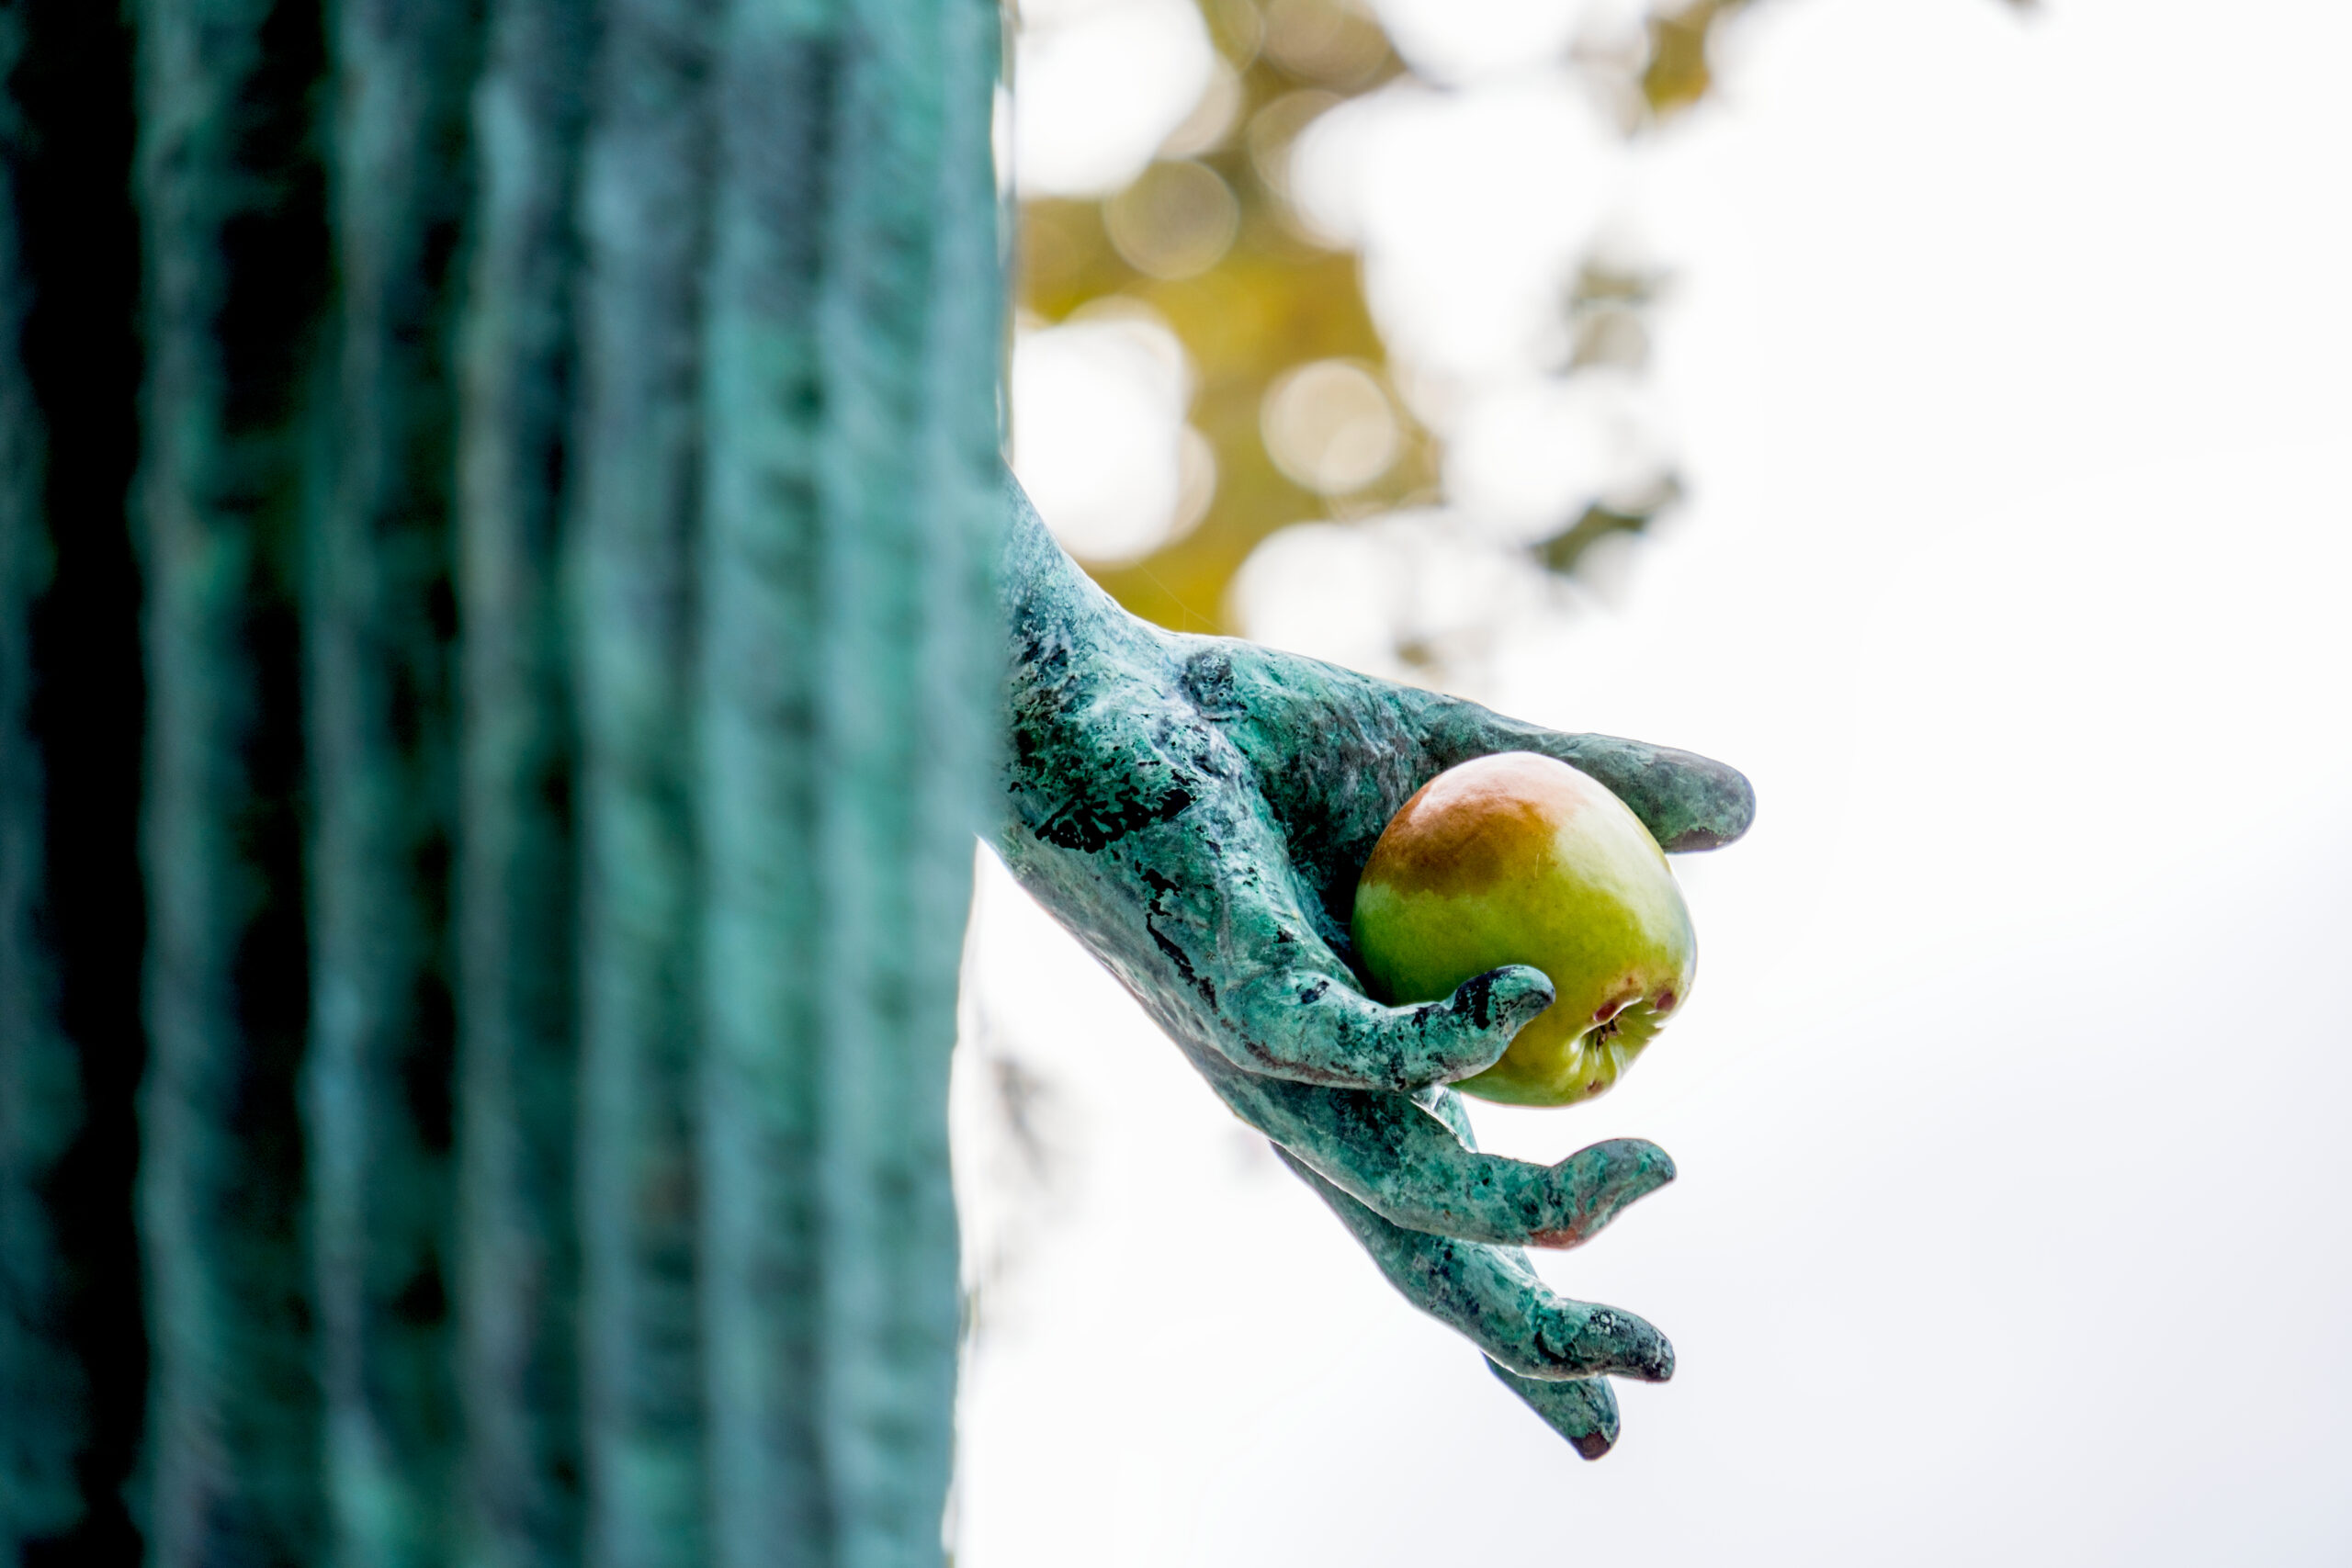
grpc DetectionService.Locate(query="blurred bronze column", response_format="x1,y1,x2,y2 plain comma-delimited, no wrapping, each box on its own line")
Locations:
306,0,483,1561
571,1,717,1562
1,1,1005,1563
694,0,1003,1562
136,0,334,1562
458,0,594,1562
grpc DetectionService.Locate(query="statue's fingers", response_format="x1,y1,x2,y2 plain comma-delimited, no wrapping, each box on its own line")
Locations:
1216,963,1552,1091
1207,1055,1674,1247
1275,1147,1675,1382
1407,691,1755,852
1542,1136,1679,1247
1402,1086,1678,1256
1414,1083,1478,1146
1126,750,1550,1093
1488,1360,1621,1460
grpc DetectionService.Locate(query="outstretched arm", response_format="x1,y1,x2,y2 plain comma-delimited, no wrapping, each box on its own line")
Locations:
991,479,1753,1454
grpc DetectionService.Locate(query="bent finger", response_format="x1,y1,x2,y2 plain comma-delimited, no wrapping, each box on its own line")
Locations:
1275,1147,1676,1382
1212,1057,1675,1247
1489,1359,1621,1460
1216,963,1554,1092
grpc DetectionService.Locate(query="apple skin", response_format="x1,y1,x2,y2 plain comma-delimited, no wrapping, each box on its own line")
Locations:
1351,751,1696,1107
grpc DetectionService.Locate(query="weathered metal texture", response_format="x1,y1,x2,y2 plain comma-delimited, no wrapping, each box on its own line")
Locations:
457,0,593,1562
696,0,1001,1564
0,6,148,1561
0,0,998,1560
0,4,1737,1564
308,1,485,1562
136,0,335,1561
571,1,716,1562
994,483,1755,1455
130,0,999,1561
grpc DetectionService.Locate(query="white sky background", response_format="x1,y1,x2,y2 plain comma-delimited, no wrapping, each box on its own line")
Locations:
957,1,2352,1562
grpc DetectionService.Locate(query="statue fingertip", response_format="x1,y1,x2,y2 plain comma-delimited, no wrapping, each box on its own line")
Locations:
1454,964,1554,1033
1611,1137,1677,1188
1662,761,1757,851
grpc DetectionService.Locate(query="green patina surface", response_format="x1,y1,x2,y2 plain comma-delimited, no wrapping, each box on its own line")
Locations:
0,2,1753,1563
995,480,1752,1455
570,5,716,1565
9,0,1003,1562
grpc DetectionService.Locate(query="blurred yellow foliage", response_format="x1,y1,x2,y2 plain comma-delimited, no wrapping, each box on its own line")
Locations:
1014,0,1934,636
1640,0,1742,118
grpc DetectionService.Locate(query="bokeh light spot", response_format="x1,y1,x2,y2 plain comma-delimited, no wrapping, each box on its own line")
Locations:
1105,161,1242,279
1014,0,1216,198
1246,87,1342,209
1261,359,1400,493
1261,0,1392,87
1012,309,1214,565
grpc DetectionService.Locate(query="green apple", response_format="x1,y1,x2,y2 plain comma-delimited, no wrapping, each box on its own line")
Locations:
1351,751,1696,1107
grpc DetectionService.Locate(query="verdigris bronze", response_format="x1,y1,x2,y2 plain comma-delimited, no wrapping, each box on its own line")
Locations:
0,0,1745,1560
996,481,1754,1455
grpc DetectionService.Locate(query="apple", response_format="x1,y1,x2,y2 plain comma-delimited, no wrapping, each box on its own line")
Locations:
1351,751,1696,1107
